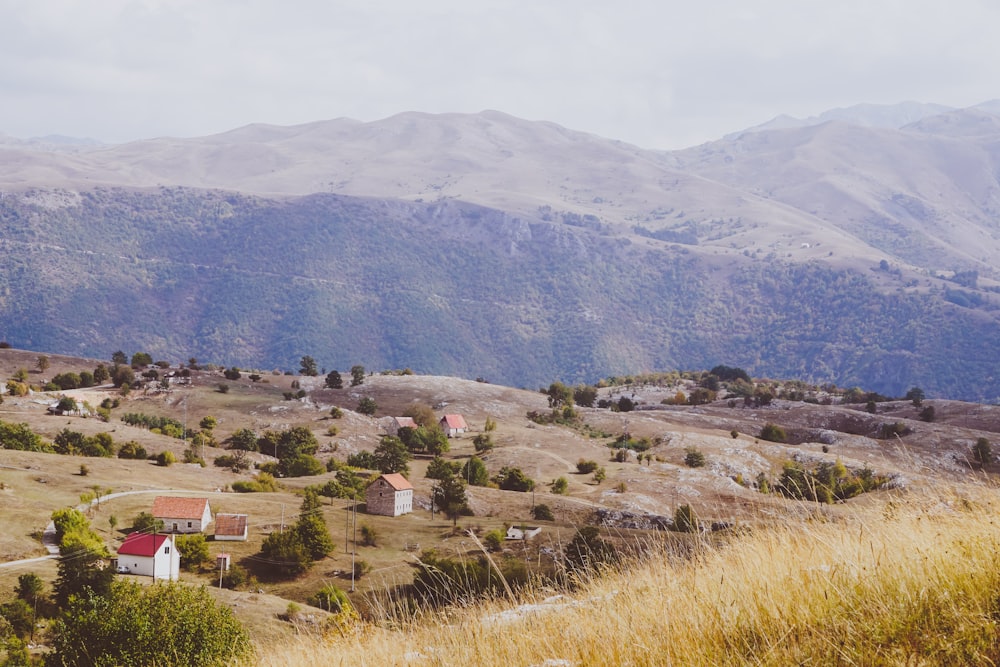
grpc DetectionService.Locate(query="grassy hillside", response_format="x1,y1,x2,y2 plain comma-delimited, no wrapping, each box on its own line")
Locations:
3,349,1000,664
2,188,1000,399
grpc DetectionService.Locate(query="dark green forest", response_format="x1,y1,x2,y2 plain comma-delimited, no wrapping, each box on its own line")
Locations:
1,187,998,400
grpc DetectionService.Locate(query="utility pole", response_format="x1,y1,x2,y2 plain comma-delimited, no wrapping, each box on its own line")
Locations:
351,500,358,592
280,504,284,533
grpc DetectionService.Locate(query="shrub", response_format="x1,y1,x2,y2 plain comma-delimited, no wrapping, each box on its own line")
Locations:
532,504,555,521
577,459,599,474
551,476,568,494
684,447,706,467
155,450,176,467
973,437,992,466
357,397,377,415
360,524,377,547
759,423,787,443
309,584,353,613
483,529,505,552
674,504,699,532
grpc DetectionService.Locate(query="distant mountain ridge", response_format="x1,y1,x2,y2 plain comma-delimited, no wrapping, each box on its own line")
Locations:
2,102,1000,400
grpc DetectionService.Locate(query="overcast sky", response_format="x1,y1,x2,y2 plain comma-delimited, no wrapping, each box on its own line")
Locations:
1,0,997,149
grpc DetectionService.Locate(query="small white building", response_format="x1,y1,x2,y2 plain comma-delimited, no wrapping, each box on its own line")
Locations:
117,533,179,580
365,473,414,517
439,414,468,438
214,513,249,541
506,525,543,540
151,496,213,533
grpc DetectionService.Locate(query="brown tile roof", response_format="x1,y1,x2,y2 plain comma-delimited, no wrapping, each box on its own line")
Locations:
214,513,248,536
379,473,413,491
151,496,210,520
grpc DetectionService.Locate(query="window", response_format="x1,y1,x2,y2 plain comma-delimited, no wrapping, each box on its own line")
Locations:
187,521,192,528
164,546,170,554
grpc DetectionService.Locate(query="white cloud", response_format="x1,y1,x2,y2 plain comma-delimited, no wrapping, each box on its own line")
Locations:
0,0,997,147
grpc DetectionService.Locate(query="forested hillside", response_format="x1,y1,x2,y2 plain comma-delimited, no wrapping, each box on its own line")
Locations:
1,186,998,400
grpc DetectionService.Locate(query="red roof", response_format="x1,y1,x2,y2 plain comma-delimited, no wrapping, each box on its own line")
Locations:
214,513,248,536
118,532,170,557
441,414,468,429
151,496,210,520
394,417,417,429
378,473,413,491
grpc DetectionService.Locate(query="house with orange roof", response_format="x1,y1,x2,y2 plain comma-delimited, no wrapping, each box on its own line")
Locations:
151,496,213,533
365,473,413,516
439,414,468,437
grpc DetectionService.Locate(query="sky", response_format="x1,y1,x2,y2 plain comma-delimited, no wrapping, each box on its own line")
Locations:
1,0,998,150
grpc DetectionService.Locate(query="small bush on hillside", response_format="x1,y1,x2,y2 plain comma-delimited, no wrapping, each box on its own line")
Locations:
759,423,787,443
532,504,555,521
483,529,505,552
577,459,599,474
155,451,176,467
684,447,706,468
551,476,569,494
674,504,699,533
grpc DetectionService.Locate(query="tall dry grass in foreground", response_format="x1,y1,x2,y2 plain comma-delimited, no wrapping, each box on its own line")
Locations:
260,494,1000,666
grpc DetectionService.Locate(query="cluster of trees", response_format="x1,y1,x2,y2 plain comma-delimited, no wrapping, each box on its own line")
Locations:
121,412,186,438
770,459,887,503
227,425,324,478
257,489,334,577
347,436,413,477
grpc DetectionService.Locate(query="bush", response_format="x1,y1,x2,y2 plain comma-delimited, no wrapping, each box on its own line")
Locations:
577,459,599,474
759,423,787,443
483,529,505,552
674,504,699,532
360,524,377,547
684,447,706,467
532,504,555,521
356,396,377,415
155,450,176,467
309,584,353,613
551,477,568,494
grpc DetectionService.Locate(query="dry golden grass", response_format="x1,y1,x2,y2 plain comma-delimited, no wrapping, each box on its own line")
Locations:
258,488,1000,666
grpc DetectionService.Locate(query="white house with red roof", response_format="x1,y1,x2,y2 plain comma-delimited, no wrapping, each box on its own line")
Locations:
116,533,179,580
365,473,414,516
439,414,468,437
151,496,213,533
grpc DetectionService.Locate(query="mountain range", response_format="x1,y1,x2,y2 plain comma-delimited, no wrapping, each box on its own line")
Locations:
1,102,999,400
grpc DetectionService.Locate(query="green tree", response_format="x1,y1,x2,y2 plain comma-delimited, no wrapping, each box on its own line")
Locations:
283,453,325,477
227,428,259,452
551,476,569,494
295,489,334,560
373,436,411,476
426,456,460,480
433,473,469,527
325,370,343,389
573,385,598,408
199,415,217,431
111,350,127,365
175,534,210,571
461,456,490,486
93,364,110,384
52,511,113,608
532,504,555,521
130,351,153,367
546,382,574,408
111,364,134,388
350,365,366,387
131,511,164,534
473,433,494,452
49,579,252,667
36,355,50,373
905,386,925,407
299,355,318,376
920,405,936,422
576,459,599,474
493,466,535,492
259,529,311,577
357,396,377,415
